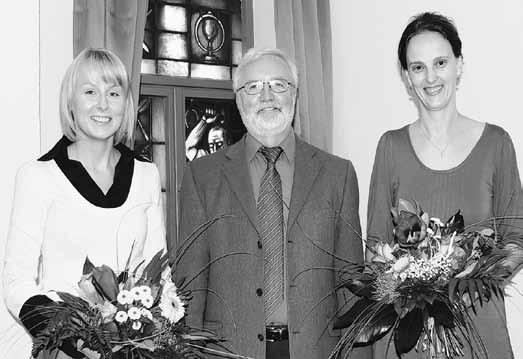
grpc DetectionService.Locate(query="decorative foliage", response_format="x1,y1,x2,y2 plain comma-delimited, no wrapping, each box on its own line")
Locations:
30,250,224,359
330,199,522,359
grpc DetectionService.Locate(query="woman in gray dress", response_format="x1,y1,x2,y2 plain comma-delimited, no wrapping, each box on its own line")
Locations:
367,12,522,359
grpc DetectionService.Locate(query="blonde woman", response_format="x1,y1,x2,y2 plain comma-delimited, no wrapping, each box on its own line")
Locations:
3,48,166,358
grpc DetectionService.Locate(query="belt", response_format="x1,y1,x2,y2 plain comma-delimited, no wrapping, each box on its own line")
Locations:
266,325,289,342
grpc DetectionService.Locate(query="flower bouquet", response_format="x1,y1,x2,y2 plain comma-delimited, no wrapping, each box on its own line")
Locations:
330,199,522,359
29,250,224,359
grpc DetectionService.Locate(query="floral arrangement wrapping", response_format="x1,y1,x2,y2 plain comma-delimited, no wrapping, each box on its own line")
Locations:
330,199,522,359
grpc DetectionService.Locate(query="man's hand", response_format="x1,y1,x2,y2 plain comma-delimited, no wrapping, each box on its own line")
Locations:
202,108,217,124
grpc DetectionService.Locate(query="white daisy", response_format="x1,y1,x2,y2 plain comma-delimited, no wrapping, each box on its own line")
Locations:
130,287,142,301
132,321,142,330
128,307,141,320
115,311,128,323
141,294,154,308
140,308,153,320
159,280,185,323
139,285,152,297
117,290,133,305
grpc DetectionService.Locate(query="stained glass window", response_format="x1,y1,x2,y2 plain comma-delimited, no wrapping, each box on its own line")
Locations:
185,97,245,161
142,0,242,80
135,95,168,215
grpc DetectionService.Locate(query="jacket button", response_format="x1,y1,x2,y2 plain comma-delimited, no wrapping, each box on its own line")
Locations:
257,333,264,341
256,288,263,296
257,241,262,249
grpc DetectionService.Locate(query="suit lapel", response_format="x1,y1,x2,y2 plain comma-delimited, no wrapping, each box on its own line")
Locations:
287,138,322,234
222,140,260,236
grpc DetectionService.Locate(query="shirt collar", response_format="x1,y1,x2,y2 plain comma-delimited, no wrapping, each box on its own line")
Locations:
38,135,135,164
37,136,138,208
245,130,296,163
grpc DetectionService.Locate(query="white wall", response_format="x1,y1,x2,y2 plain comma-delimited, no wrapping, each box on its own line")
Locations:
40,2,74,151
331,0,523,232
0,1,40,352
0,1,72,354
331,0,523,356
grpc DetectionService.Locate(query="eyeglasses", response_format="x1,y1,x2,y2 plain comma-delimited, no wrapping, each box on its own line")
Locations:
237,79,294,95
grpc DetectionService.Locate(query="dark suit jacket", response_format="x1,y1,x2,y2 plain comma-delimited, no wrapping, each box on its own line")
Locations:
176,134,372,359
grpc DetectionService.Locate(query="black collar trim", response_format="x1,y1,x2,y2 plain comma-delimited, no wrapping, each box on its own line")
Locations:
38,136,143,208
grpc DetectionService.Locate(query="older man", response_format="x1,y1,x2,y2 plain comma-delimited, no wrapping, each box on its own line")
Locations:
177,48,371,359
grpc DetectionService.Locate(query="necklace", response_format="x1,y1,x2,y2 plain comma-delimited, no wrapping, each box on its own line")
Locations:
417,123,452,159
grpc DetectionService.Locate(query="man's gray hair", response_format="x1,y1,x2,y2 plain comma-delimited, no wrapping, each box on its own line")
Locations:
232,48,299,93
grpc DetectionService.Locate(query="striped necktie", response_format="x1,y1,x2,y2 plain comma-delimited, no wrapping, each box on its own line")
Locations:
258,146,284,321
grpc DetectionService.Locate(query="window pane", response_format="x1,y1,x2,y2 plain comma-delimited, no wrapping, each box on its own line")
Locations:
158,60,189,76
141,59,157,74
185,97,246,162
191,64,230,80
190,10,229,64
231,12,241,39
141,0,242,77
143,30,155,59
191,0,227,10
135,96,153,161
232,40,242,65
158,5,187,32
145,3,155,29
153,144,167,189
152,97,165,142
158,32,187,60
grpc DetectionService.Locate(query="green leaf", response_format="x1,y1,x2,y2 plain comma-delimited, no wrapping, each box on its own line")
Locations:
466,281,477,315
357,304,397,346
448,278,458,302
427,301,455,328
455,260,478,278
474,279,484,307
346,277,374,298
445,210,464,234
394,299,405,316
83,257,95,275
334,297,375,329
117,243,137,286
398,199,417,214
493,281,505,300
335,300,397,347
182,332,221,341
420,292,436,305
132,339,156,351
139,250,169,286
394,308,423,355
92,265,119,301
391,207,400,223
